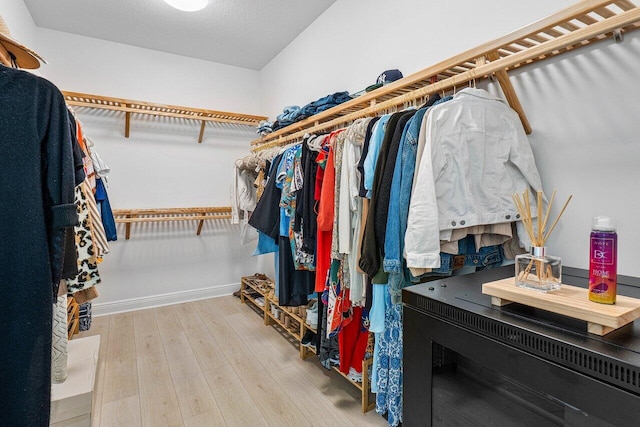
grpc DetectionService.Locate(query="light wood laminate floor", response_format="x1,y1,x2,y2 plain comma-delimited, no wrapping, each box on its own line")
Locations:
78,295,388,427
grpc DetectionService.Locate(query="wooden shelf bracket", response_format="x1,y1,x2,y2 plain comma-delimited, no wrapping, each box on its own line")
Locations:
198,121,206,143
124,108,131,138
486,51,532,134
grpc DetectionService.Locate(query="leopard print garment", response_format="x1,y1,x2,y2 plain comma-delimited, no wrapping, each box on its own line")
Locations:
66,181,102,294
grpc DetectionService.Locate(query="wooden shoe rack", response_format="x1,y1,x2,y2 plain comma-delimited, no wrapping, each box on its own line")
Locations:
239,275,375,413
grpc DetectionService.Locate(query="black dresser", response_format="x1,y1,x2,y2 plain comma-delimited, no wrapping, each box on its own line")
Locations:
403,266,640,427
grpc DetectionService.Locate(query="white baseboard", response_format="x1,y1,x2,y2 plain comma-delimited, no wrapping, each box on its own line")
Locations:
91,282,241,316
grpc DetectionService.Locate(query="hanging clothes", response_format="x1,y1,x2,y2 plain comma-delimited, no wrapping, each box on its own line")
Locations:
284,144,314,271
0,64,78,426
374,111,416,260
249,153,284,241
405,88,545,271
60,113,87,285
295,134,321,255
94,178,117,241
86,180,110,257
70,115,110,259
359,111,408,279
88,142,110,179
275,146,314,306
339,118,372,307
247,86,543,427
330,131,351,306
231,159,258,225
318,293,339,369
384,95,451,303
315,132,340,292
78,301,93,331
66,181,102,296
72,113,97,192
338,306,369,376
362,114,392,198
375,292,403,427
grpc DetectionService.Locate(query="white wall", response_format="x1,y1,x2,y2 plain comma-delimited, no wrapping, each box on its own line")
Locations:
3,0,37,48
260,0,576,118
7,0,640,314
10,18,270,315
33,27,262,114
261,0,640,278
505,33,640,277
73,110,271,315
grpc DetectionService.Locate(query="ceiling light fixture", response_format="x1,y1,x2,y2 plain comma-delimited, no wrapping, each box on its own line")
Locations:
163,0,209,12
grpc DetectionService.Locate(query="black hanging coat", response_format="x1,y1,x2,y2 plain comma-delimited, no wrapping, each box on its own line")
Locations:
0,64,78,426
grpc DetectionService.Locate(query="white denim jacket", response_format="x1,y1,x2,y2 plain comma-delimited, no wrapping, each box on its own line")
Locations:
404,88,543,269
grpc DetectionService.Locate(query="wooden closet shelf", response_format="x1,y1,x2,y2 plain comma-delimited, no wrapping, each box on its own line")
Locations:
251,0,640,152
63,91,267,143
112,207,233,239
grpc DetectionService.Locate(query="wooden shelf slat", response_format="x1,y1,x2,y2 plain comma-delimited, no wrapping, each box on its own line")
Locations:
63,91,267,142
63,91,265,124
114,215,231,223
112,207,233,238
113,207,232,215
617,0,637,10
595,6,617,18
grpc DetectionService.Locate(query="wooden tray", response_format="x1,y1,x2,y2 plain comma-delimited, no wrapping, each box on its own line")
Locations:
482,278,640,335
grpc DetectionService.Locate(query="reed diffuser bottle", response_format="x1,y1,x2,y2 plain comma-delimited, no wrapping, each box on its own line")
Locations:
512,189,572,292
516,246,562,292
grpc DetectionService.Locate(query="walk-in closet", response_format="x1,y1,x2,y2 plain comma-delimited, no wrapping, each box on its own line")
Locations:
3,1,640,426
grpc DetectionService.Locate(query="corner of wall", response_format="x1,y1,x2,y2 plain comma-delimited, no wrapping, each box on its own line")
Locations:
91,282,241,316
4,0,38,48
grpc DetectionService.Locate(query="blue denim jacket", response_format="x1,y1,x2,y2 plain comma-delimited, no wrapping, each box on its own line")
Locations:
384,96,453,303
383,108,427,274
300,92,352,118
385,236,504,303
277,105,301,123
422,235,503,278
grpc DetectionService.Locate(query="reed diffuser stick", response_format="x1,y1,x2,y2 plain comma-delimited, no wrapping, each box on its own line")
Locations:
521,193,535,240
543,195,573,244
537,191,543,243
524,190,532,230
512,195,535,242
540,189,557,236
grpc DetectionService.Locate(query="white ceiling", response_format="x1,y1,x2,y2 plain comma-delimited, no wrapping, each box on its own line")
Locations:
23,0,336,70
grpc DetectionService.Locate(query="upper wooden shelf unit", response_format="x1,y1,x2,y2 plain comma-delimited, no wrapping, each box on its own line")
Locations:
63,91,267,143
251,0,640,152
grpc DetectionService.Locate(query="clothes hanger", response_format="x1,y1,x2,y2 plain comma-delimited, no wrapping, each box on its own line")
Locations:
469,69,477,89
260,146,280,161
308,134,325,152
346,117,372,145
417,94,435,110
